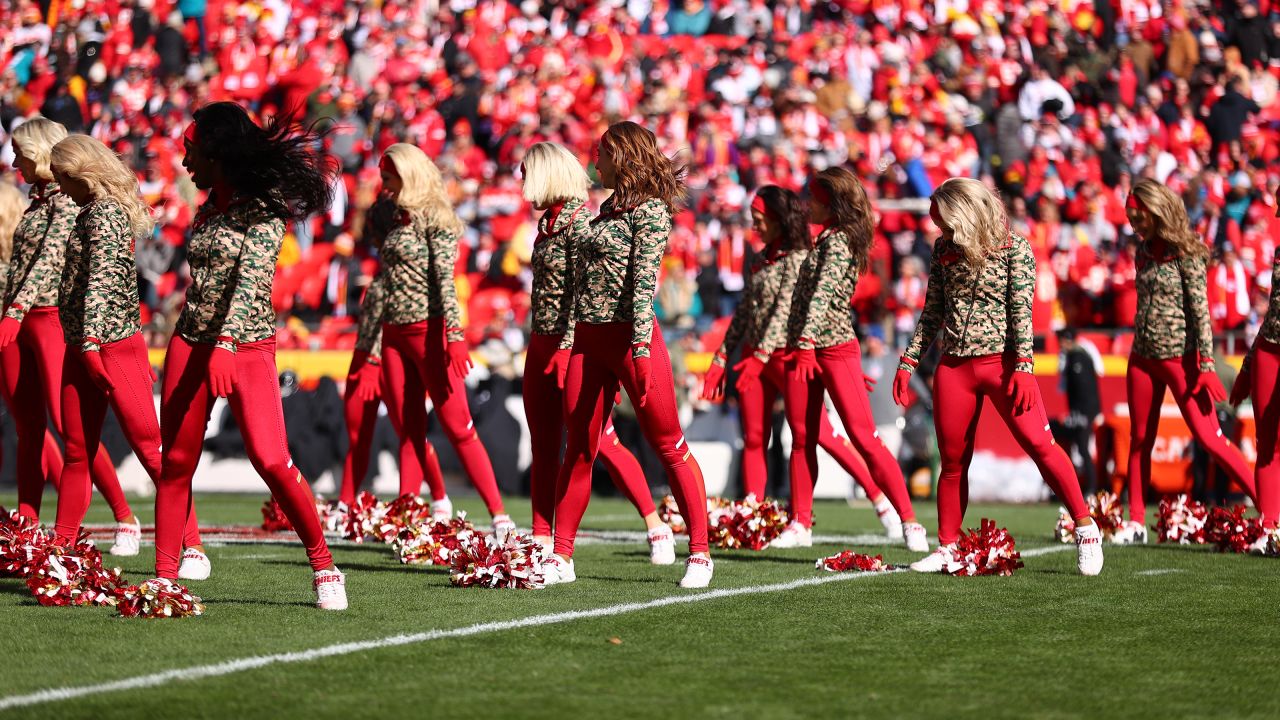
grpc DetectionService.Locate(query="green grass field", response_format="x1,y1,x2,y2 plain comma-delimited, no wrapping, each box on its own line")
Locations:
1,492,1277,720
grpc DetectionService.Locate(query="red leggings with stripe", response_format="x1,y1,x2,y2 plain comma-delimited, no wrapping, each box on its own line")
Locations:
155,336,331,578
338,355,445,506
54,333,201,545
784,340,914,528
934,353,1089,544
1251,340,1280,529
0,307,130,521
554,321,707,557
525,332,656,538
743,350,884,502
382,319,504,515
1126,353,1258,524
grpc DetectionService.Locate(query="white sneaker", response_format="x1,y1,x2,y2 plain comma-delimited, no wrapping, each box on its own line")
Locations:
679,555,714,588
314,568,348,610
109,518,142,556
431,497,453,522
1075,523,1104,576
875,497,904,539
1248,534,1270,555
910,544,956,573
1112,520,1148,545
903,522,929,552
491,514,516,542
769,521,813,548
178,549,211,581
647,525,676,565
543,555,576,585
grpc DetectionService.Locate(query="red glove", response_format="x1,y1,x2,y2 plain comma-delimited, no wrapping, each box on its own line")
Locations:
790,349,820,383
633,353,652,408
447,340,473,380
1191,369,1227,404
1230,361,1252,407
892,368,912,407
702,362,727,401
80,350,115,394
733,356,765,395
863,374,877,393
347,351,382,403
547,348,571,390
209,346,238,398
1007,371,1037,415
0,316,19,350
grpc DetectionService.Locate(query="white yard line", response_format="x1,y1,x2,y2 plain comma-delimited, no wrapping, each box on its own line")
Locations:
1135,568,1183,576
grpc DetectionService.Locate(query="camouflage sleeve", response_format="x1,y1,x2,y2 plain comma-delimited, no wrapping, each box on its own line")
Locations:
5,197,75,322
355,271,387,358
558,210,592,352
1007,234,1036,374
796,233,851,351
901,243,945,371
1180,255,1215,372
627,199,671,358
714,277,753,367
756,258,798,359
79,205,130,353
219,216,283,353
430,227,465,344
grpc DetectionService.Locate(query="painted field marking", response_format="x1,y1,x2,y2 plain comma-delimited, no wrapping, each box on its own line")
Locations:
1135,568,1184,576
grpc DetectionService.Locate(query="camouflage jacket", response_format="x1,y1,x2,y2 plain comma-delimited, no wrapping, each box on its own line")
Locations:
716,246,807,365
175,197,283,352
572,197,670,358
5,182,76,321
60,200,141,352
901,232,1036,374
787,228,859,351
1257,247,1280,347
381,214,465,342
530,199,589,345
1131,242,1213,371
354,270,387,358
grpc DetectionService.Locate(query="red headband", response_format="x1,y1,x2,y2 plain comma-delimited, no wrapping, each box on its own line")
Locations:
1126,193,1147,212
183,121,198,145
750,195,769,217
809,180,831,206
379,155,399,176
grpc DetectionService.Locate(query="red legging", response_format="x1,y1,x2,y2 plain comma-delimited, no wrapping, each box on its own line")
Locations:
382,319,504,515
54,333,201,545
338,357,445,506
0,307,130,521
525,332,656,538
1252,340,1280,529
554,321,708,557
156,336,332,578
783,341,915,529
933,353,1089,544
744,351,884,502
1126,353,1258,524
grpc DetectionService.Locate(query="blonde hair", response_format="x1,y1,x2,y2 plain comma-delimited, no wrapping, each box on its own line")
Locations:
931,177,1008,265
1131,178,1208,260
50,135,156,239
0,181,27,264
521,142,590,206
12,117,70,183
382,143,464,235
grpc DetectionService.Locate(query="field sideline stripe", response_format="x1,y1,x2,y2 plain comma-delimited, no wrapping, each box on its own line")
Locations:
0,545,1073,712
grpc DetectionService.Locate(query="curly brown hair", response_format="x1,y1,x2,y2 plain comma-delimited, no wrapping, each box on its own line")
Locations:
811,167,874,272
599,121,686,211
1131,178,1209,260
755,185,811,252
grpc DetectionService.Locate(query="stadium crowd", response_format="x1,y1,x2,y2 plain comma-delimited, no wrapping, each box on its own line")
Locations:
1,0,1278,364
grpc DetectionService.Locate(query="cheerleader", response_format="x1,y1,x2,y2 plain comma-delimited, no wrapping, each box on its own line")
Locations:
157,103,346,609
702,185,907,540
2,118,137,553
1118,179,1257,543
782,169,927,551
895,178,1103,575
548,122,712,588
47,135,203,556
520,141,675,563
338,197,448,514
376,144,513,536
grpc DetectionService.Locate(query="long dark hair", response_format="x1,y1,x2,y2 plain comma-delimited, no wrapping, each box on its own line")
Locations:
599,121,686,211
755,185,811,252
191,102,337,220
810,167,874,272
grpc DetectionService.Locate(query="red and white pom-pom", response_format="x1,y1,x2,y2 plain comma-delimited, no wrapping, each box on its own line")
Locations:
0,508,50,578
449,532,547,589
115,579,205,619
1204,505,1264,553
815,551,891,572
657,495,687,535
1055,491,1124,543
945,519,1024,577
335,491,384,543
392,514,477,566
371,494,432,544
260,498,294,533
1153,494,1209,544
1054,510,1076,544
707,497,791,550
26,533,126,607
